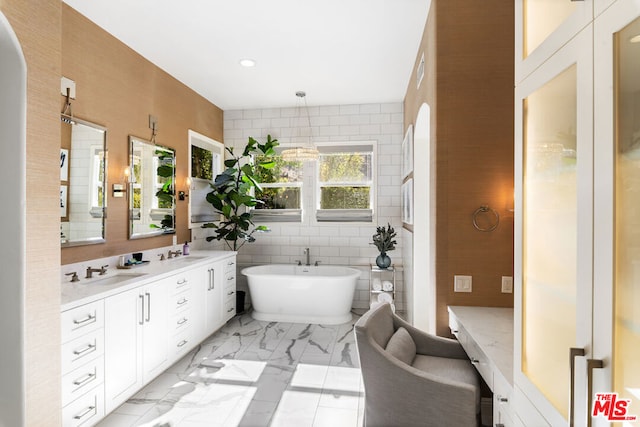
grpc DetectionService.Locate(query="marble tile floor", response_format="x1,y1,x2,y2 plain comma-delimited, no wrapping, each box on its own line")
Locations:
96,311,366,427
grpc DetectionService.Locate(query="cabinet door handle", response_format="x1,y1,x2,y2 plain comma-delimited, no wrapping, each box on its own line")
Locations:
569,347,586,427
73,405,96,420
587,358,604,427
72,342,96,357
72,313,96,326
139,294,145,325
72,371,97,387
145,292,151,323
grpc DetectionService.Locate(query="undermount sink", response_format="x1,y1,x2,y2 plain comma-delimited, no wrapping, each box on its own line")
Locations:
169,256,206,263
86,273,147,286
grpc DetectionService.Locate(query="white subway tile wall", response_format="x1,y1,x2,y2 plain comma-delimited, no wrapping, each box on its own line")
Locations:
191,102,405,310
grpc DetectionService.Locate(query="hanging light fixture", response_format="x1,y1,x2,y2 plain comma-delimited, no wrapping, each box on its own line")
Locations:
281,91,319,162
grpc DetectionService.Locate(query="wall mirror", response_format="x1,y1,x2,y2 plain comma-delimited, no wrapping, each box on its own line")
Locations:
128,135,176,239
60,114,107,247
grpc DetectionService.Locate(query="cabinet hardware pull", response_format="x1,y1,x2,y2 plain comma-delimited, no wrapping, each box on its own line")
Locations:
177,317,188,325
569,347,585,427
177,339,188,347
73,313,96,326
227,307,234,313
145,292,151,322
139,294,145,325
470,358,479,365
587,358,604,427
496,395,508,403
73,405,96,420
227,291,234,296
228,261,235,266
72,343,96,357
177,298,188,305
227,276,235,281
177,278,187,285
72,371,96,386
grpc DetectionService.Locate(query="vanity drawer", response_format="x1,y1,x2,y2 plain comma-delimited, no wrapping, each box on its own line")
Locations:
61,300,104,344
62,383,104,427
170,311,191,334
224,258,236,274
61,329,104,375
456,326,493,389
170,328,193,358
170,273,192,294
62,356,104,407
170,290,191,313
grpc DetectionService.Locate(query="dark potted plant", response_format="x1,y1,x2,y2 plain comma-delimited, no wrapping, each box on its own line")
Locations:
372,223,397,269
202,135,279,251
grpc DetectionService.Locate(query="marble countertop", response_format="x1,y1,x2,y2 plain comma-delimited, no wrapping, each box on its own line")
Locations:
448,306,514,386
61,250,235,311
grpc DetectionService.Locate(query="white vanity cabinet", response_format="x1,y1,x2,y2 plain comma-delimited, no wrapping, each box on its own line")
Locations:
61,300,106,427
103,277,169,413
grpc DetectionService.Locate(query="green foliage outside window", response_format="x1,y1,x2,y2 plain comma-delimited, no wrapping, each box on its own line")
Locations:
319,152,372,210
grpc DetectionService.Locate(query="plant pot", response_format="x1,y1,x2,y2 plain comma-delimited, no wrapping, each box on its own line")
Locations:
376,253,391,269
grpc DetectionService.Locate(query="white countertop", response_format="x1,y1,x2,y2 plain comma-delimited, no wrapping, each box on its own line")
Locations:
61,250,235,311
448,306,514,386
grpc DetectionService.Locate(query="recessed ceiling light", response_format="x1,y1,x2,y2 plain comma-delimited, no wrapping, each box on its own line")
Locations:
239,59,256,67
630,34,640,43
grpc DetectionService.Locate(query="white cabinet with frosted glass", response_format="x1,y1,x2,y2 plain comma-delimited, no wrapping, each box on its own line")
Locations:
514,1,640,425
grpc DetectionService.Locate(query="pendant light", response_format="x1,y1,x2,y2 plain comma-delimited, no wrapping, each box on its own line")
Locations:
281,91,319,162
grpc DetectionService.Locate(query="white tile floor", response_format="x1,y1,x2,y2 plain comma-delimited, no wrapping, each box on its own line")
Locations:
96,311,365,427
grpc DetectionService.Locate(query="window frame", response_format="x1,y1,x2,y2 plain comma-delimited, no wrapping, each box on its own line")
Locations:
314,141,376,223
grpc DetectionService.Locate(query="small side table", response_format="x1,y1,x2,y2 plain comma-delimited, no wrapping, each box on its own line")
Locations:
369,264,396,310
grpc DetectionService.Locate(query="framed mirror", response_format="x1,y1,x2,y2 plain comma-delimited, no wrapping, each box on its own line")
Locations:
128,135,176,239
60,115,107,247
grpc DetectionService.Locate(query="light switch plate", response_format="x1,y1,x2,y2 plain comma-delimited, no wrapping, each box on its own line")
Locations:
454,275,472,293
501,276,513,293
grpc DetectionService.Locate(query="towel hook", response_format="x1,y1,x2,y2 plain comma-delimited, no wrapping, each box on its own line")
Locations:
472,205,499,232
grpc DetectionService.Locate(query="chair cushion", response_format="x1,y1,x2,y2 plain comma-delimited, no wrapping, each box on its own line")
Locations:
385,326,416,365
412,354,481,410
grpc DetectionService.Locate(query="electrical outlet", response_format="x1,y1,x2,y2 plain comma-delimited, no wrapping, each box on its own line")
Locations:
454,275,472,293
501,276,513,293
172,235,177,246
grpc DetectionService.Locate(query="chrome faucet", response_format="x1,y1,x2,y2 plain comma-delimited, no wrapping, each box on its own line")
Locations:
168,249,182,259
304,248,310,266
86,265,108,279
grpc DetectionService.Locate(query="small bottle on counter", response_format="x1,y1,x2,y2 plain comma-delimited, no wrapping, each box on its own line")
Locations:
183,241,190,255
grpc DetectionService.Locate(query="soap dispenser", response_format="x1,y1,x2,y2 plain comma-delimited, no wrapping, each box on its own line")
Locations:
183,241,190,256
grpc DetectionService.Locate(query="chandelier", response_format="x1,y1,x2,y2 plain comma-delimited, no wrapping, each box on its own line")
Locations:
281,91,319,162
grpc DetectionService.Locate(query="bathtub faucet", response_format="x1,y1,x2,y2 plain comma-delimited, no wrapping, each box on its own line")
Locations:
304,248,310,266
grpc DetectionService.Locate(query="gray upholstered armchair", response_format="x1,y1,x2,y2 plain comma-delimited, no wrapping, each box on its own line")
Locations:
354,303,480,427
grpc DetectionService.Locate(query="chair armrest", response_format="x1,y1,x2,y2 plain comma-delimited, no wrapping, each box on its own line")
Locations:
392,313,468,359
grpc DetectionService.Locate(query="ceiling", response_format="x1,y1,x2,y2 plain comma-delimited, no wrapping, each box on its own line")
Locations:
62,0,431,110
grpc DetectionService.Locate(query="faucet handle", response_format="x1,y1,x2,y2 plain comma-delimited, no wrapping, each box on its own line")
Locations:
295,260,302,266
314,261,321,266
65,272,79,282
100,265,109,275
158,253,166,261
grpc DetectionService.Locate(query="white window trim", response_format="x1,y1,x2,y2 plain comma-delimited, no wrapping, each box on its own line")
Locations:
313,141,377,224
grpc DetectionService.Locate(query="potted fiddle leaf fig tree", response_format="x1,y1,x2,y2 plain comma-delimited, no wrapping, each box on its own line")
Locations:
202,135,279,251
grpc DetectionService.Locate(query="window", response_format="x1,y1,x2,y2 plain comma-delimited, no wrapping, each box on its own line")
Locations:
253,153,304,222
316,143,374,222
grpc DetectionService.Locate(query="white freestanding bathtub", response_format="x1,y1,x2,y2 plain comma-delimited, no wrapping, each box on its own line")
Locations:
241,264,361,324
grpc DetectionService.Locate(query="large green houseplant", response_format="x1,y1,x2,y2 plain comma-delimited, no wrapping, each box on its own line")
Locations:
202,135,279,251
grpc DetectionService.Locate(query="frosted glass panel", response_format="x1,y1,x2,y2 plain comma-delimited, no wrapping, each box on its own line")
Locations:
524,0,577,56
614,17,640,415
523,65,577,419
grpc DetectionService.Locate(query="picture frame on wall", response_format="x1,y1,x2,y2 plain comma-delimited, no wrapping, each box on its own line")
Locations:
60,185,68,217
402,124,413,179
60,148,69,181
402,178,413,226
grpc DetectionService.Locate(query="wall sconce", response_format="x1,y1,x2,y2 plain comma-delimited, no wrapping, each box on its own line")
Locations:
113,167,130,198
179,177,191,201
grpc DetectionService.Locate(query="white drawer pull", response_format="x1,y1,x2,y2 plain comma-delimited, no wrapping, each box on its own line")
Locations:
227,276,235,281
72,371,97,387
177,298,188,305
73,343,96,357
227,261,235,266
227,291,235,296
72,313,96,326
73,405,96,420
176,278,187,285
227,307,234,313
177,317,188,325
177,339,188,348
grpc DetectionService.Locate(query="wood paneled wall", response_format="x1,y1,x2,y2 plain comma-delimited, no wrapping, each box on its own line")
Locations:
404,0,515,335
61,5,224,265
1,0,62,424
